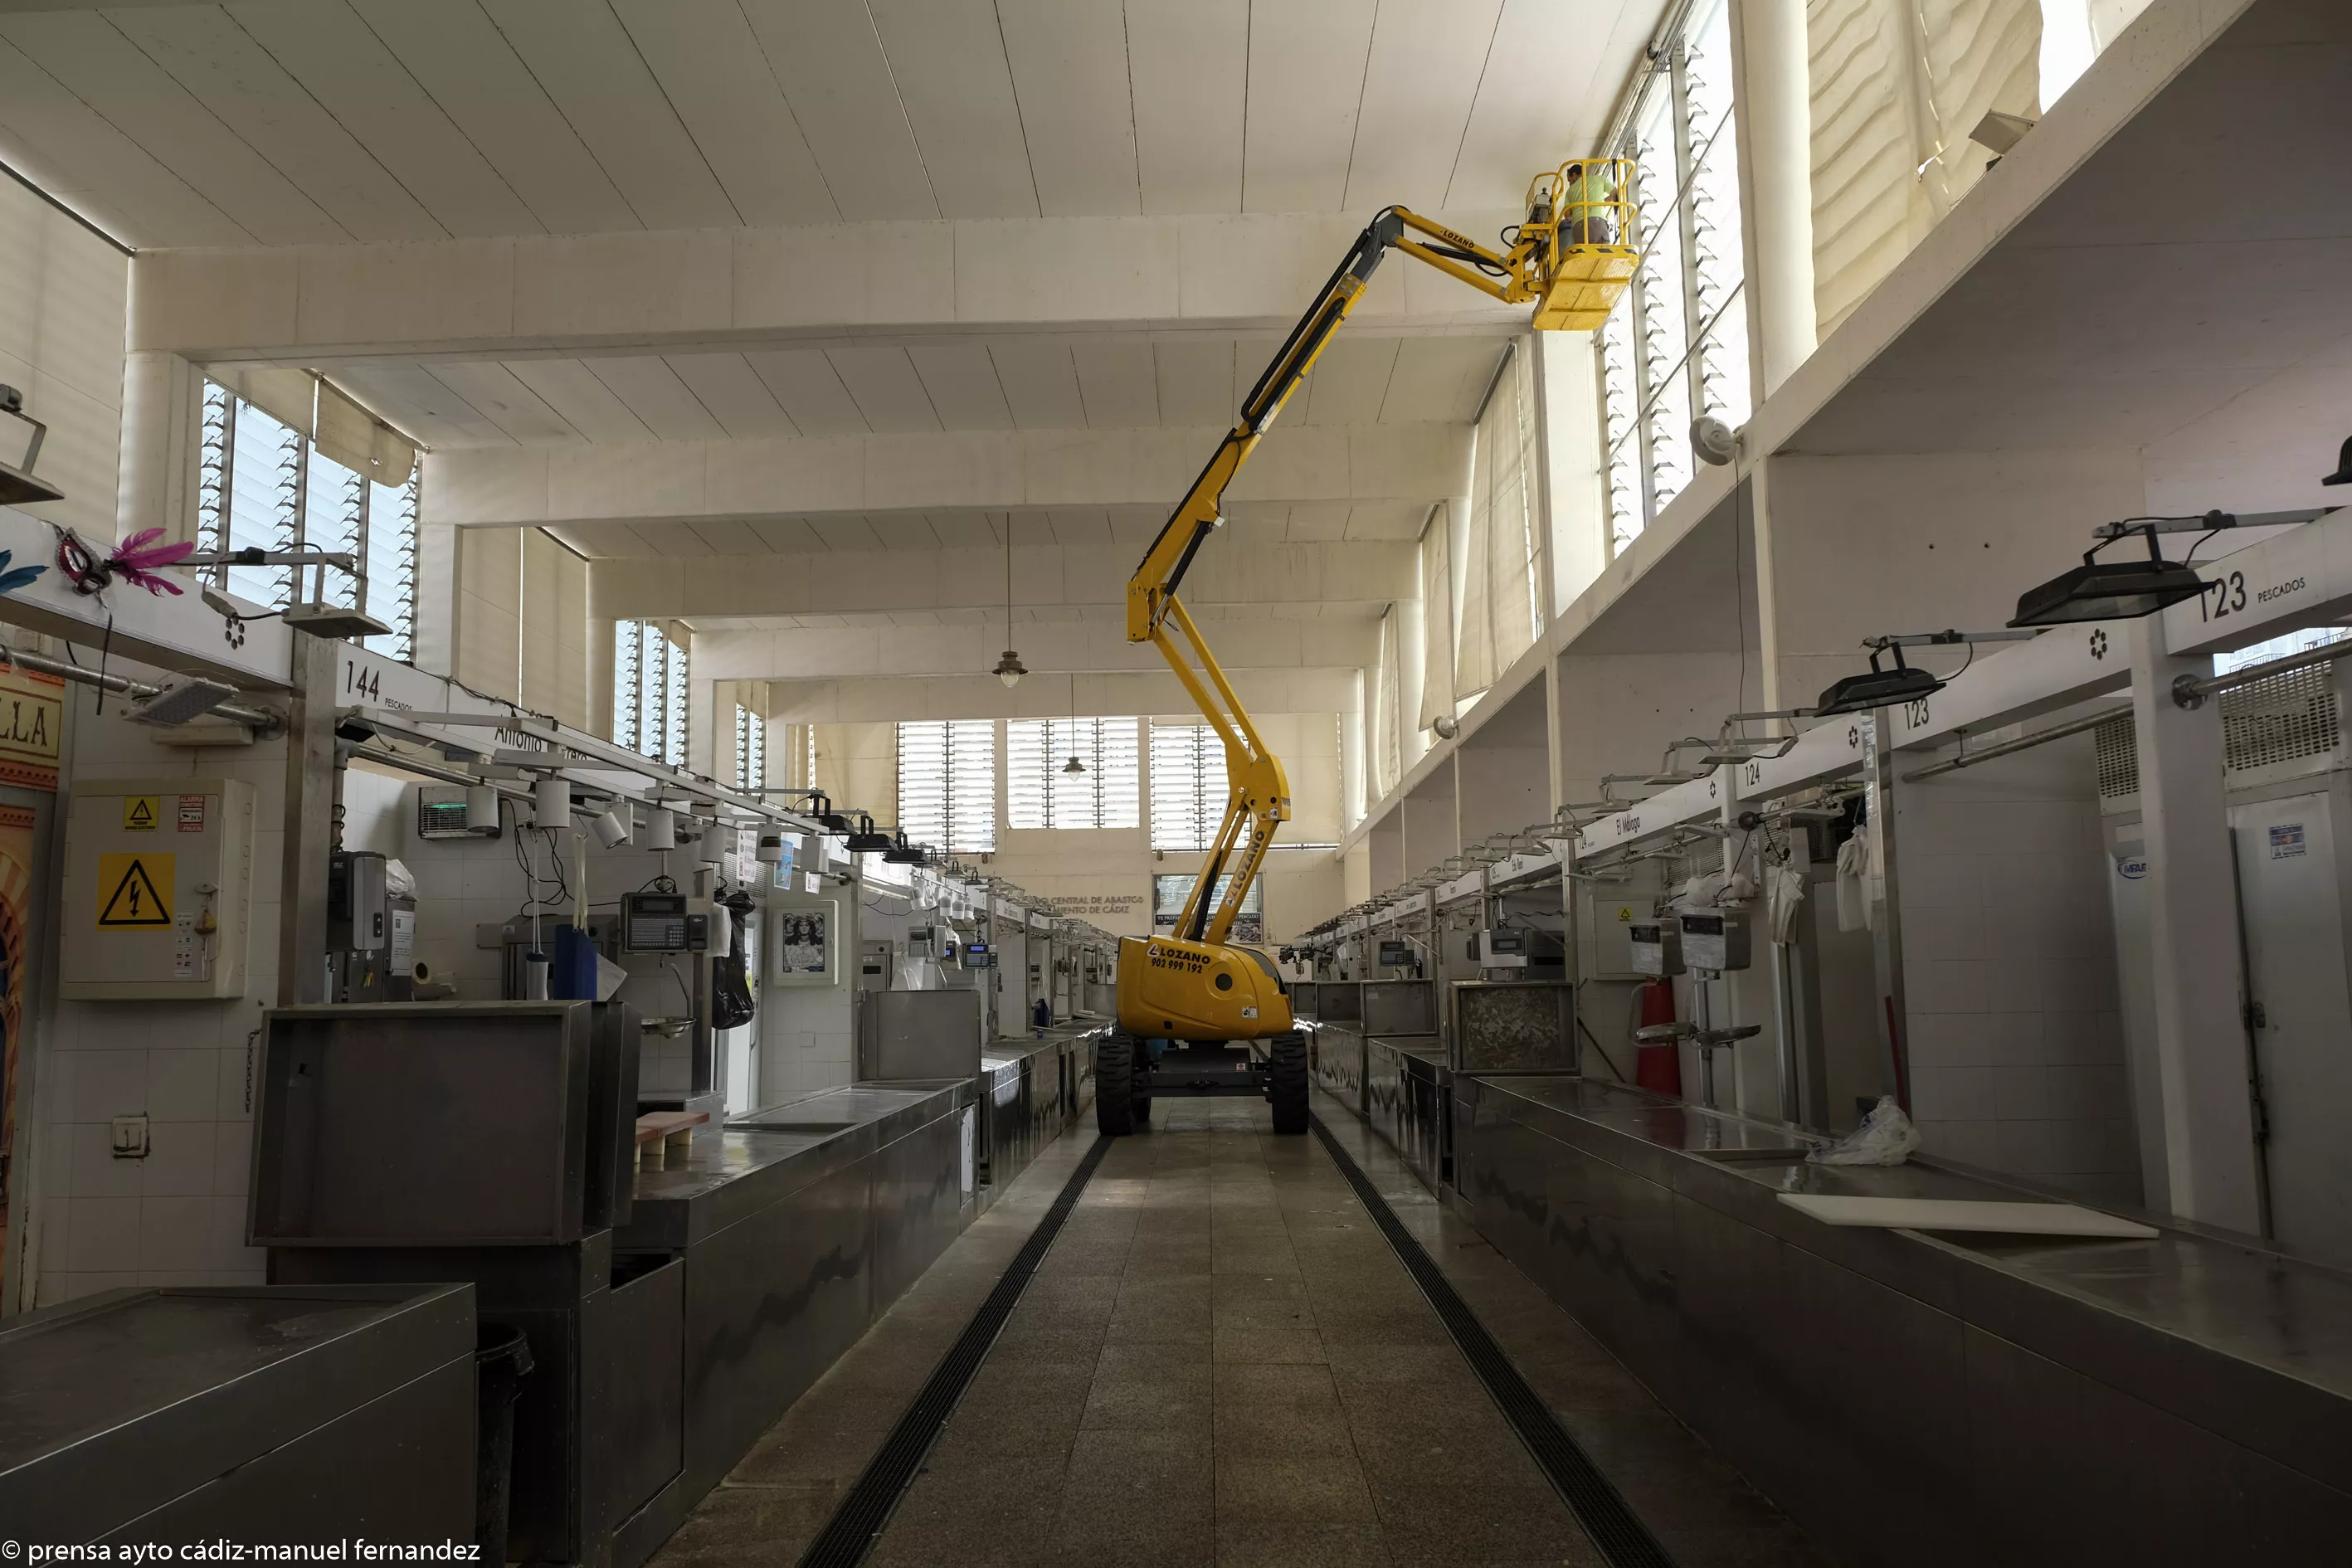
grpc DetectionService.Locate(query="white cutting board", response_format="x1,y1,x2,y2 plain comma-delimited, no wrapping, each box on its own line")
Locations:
1777,1194,2159,1239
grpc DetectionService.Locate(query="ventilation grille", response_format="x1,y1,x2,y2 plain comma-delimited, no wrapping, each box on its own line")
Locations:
2221,663,2340,773
2095,715,2139,801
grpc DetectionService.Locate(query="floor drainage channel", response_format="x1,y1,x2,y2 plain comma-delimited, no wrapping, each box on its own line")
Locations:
795,1134,1115,1568
1309,1113,1681,1568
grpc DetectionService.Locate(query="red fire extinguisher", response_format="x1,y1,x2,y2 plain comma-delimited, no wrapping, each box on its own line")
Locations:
1634,980,1682,1096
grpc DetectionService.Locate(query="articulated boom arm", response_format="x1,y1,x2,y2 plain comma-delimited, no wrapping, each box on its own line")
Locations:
1129,190,1627,949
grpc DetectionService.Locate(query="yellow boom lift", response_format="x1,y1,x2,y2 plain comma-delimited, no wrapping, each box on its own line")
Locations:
1099,163,1634,1135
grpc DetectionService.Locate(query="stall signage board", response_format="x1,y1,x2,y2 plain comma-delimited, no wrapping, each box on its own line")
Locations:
0,665,63,791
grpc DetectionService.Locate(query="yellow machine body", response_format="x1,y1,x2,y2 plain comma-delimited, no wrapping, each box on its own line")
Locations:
1113,165,1633,1047
1116,934,1294,1043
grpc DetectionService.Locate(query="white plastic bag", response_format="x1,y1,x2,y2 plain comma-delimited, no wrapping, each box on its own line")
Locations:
1808,1095,1921,1166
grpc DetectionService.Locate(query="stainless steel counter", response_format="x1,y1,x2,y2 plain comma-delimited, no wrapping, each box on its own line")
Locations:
604,1077,979,1566
0,1283,475,1543
976,1026,1093,1207
1452,1073,2352,1568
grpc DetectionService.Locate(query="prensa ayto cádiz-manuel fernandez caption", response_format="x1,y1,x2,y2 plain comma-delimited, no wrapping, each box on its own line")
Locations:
22,1543,483,1563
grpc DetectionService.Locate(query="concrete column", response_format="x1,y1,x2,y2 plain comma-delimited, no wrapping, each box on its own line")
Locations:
1729,0,1818,404
116,350,197,544
2127,616,2263,1232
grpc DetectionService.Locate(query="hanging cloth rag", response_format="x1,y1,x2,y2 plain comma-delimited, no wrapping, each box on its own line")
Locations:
1834,833,1871,933
1766,864,1808,943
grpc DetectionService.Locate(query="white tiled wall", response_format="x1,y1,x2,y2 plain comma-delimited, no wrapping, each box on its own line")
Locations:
1893,732,2140,1205
30,705,285,1306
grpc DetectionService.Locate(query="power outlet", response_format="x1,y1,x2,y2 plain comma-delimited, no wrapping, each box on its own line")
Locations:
110,1113,150,1160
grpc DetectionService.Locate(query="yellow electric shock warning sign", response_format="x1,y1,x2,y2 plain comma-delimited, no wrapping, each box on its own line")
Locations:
123,794,161,831
96,852,173,928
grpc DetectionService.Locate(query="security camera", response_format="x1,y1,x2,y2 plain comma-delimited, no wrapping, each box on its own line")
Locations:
1692,416,1738,467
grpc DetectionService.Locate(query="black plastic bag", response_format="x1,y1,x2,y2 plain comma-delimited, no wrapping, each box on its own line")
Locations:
710,891,756,1029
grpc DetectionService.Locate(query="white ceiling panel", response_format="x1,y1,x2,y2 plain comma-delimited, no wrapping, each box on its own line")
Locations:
1381,337,1508,422
586,356,728,441
351,0,639,234
228,0,543,239
1346,501,1431,539
545,523,644,556
908,346,1015,431
738,0,937,222
1072,341,1158,428
868,514,942,548
686,519,772,553
828,348,940,433
746,349,869,436
1299,337,1400,426
1344,0,1505,213
1127,0,1244,215
1046,508,1113,544
427,362,582,443
1449,0,1635,209
0,11,343,242
1230,335,1283,414
0,39,250,246
1241,0,1377,214
865,0,1036,220
480,0,740,230
610,0,837,226
924,511,1000,548
1283,502,1352,541
989,342,1085,430
809,515,887,551
748,517,825,552
337,362,514,446
639,523,715,556
995,0,1139,217
665,353,798,439
1108,509,1161,546
505,358,655,442
1155,340,1234,428
107,6,445,241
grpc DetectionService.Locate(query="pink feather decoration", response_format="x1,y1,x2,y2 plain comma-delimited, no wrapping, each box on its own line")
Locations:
108,527,196,597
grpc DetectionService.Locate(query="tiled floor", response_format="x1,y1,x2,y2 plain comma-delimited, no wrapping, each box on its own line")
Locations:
654,1093,1829,1568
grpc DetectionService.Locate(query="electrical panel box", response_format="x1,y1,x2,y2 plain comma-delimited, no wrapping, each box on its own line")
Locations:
1590,898,1655,979
61,777,256,1000
1678,910,1751,972
770,896,838,985
1628,920,1683,978
857,937,893,989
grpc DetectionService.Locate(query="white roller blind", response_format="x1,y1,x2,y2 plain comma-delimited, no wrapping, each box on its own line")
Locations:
1416,508,1455,733
1808,0,2041,336
1457,341,1541,699
1371,608,1400,797
315,378,416,487
1150,723,1230,851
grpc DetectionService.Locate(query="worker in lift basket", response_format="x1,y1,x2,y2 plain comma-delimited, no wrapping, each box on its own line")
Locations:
1562,160,1617,247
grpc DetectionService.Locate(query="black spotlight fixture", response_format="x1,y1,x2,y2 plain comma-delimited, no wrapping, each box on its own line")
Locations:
1814,646,1945,717
2009,514,2230,627
882,831,926,864
842,813,894,854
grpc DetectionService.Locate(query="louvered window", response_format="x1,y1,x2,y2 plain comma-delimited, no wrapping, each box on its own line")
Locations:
898,720,997,853
735,704,767,791
1151,723,1231,851
1597,0,1750,552
614,621,688,766
1007,718,1139,830
196,378,419,660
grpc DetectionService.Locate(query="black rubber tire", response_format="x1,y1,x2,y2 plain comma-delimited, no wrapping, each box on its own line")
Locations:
1133,1084,1153,1123
1268,1030,1309,1135
1096,1035,1136,1137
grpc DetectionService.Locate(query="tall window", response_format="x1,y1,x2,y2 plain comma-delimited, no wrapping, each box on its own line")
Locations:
1598,0,1750,552
1007,718,1140,830
1152,871,1262,942
614,621,688,766
1150,723,1230,851
734,703,767,790
196,378,420,660
897,720,996,853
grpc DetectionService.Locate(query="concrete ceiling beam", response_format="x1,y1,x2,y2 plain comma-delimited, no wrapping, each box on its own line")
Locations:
131,209,1527,363
426,425,1468,528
